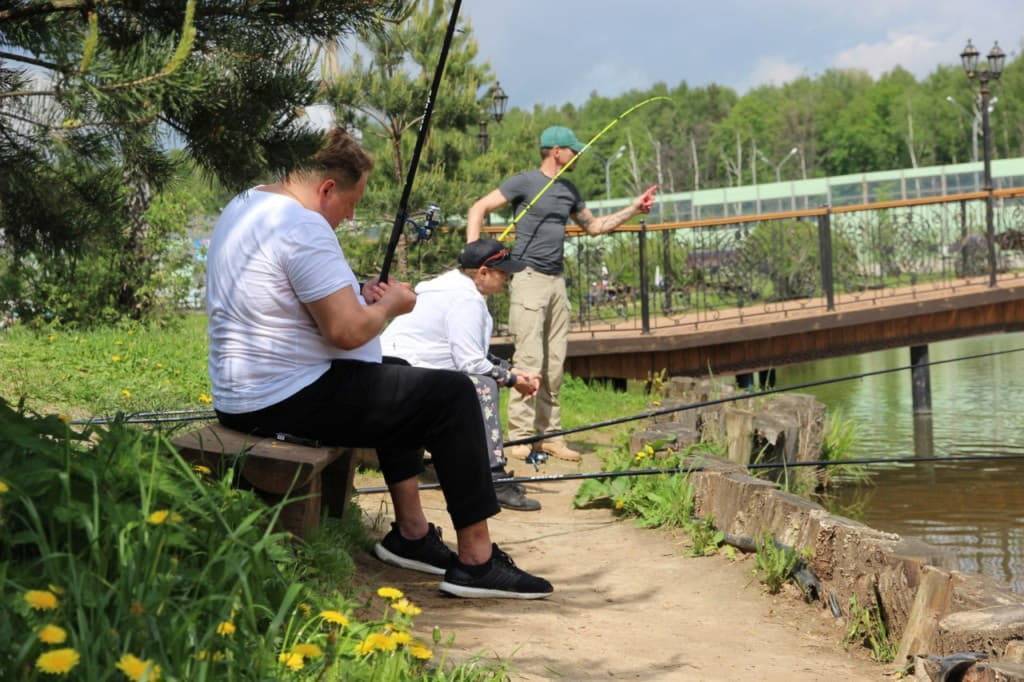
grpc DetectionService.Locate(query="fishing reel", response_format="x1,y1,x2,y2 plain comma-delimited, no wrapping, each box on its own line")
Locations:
405,204,442,243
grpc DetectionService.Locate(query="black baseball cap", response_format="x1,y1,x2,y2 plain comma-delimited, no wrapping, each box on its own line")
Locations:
458,239,527,273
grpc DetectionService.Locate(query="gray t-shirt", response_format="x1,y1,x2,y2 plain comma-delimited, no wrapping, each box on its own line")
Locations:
499,170,585,275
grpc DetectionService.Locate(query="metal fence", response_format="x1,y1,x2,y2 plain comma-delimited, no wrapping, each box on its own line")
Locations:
483,188,1024,337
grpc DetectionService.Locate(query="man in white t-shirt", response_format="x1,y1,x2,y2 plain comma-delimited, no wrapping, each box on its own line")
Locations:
206,128,552,599
381,239,542,512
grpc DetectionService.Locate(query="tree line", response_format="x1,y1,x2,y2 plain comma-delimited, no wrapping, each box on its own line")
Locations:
2,0,1022,324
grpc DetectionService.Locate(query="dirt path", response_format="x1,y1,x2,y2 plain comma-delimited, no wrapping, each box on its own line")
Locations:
355,452,883,681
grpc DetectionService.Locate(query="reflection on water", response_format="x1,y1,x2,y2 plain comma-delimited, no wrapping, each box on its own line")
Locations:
781,332,1024,592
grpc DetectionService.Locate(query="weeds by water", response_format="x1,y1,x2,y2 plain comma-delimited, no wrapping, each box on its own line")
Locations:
843,594,896,663
753,535,801,594
820,409,870,486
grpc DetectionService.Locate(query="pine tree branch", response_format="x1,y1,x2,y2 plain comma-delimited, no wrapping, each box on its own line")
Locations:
0,50,69,73
0,0,93,24
0,89,57,99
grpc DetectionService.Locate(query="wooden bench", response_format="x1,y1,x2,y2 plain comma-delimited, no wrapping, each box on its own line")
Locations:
171,424,366,539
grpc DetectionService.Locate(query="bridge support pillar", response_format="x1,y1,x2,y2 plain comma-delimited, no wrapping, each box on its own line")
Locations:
910,344,932,414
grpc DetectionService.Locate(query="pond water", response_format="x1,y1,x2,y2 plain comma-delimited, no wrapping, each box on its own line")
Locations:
778,332,1024,592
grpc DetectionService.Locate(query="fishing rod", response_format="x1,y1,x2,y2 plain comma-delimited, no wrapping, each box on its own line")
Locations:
353,452,1024,495
496,96,672,242
378,0,461,282
69,345,1024,430
504,345,1024,447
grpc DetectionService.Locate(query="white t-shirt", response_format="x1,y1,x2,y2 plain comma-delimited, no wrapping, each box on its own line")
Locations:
206,188,381,414
380,269,495,375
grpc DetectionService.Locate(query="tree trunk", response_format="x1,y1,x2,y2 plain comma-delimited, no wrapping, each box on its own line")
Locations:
118,163,153,317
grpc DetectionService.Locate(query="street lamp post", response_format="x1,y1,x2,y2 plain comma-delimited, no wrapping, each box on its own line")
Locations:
603,144,627,203
756,147,799,208
960,38,1005,287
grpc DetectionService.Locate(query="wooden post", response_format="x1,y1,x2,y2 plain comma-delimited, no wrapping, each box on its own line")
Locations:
817,207,836,311
910,344,932,414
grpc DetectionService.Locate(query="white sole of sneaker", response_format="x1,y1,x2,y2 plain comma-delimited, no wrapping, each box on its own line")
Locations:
438,581,553,599
373,543,447,576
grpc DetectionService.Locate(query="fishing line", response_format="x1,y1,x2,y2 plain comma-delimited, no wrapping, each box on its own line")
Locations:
353,452,1024,495
70,345,1024,430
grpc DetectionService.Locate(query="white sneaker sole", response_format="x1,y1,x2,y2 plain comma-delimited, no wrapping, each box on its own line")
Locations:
373,543,447,576
438,581,553,599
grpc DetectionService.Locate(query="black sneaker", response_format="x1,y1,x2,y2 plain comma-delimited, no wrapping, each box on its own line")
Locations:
493,469,541,512
439,544,553,599
373,523,456,576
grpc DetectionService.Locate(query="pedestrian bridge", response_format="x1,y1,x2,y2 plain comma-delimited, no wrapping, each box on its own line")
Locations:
486,170,1024,380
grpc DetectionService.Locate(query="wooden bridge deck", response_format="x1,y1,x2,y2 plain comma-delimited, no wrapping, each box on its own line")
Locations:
491,273,1024,380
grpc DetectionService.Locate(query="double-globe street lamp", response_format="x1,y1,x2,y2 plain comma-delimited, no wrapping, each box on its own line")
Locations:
477,81,508,153
959,39,1005,287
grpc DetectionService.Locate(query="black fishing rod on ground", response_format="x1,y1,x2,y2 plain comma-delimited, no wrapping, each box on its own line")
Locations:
353,452,1024,495
69,345,1024,429
377,0,461,283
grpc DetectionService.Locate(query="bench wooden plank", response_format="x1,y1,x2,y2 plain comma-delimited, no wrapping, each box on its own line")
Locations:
170,423,362,539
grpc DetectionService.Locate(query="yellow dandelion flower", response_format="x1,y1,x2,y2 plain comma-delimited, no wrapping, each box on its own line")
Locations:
291,643,322,658
121,389,132,399
278,652,304,671
25,590,59,611
48,333,57,342
377,586,404,600
193,464,212,475
614,499,625,510
35,648,80,674
408,644,433,660
354,639,375,656
216,621,236,636
212,651,226,662
47,585,64,595
38,624,68,644
369,632,397,652
297,602,311,615
198,393,213,405
319,610,348,626
0,479,9,494
115,653,161,681
146,510,170,525
391,598,422,617
111,355,122,362
389,631,412,646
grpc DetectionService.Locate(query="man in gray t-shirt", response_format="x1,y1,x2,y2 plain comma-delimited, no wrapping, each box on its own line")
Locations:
467,125,657,462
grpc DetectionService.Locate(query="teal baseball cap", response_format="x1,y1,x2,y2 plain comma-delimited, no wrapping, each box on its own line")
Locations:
539,126,584,153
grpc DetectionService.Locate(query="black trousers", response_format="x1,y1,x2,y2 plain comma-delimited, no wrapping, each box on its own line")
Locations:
217,359,499,529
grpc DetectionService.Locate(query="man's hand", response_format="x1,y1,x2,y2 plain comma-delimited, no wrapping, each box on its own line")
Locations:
512,371,541,397
377,280,416,319
361,276,384,303
632,185,658,214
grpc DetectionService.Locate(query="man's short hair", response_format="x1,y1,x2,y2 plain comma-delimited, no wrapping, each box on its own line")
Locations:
301,127,374,188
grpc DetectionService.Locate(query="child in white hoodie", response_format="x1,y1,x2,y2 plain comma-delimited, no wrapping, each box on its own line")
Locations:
382,239,543,511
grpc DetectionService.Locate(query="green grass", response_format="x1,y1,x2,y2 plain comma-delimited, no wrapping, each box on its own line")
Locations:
0,314,211,418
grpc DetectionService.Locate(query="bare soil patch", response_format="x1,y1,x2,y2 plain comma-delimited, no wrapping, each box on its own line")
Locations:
355,451,883,681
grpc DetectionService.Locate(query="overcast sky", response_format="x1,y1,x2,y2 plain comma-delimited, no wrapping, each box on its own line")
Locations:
459,0,1024,107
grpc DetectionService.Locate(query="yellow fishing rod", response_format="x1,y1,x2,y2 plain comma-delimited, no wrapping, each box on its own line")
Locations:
497,95,672,242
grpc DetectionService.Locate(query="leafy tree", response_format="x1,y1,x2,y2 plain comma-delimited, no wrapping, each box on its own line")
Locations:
0,0,405,322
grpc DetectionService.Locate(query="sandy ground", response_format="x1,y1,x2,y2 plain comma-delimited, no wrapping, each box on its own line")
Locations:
354,451,884,681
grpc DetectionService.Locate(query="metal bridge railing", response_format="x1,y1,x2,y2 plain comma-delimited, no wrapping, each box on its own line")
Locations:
482,187,1024,337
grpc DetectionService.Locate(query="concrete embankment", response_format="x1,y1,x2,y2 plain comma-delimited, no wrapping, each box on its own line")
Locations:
632,377,1024,681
